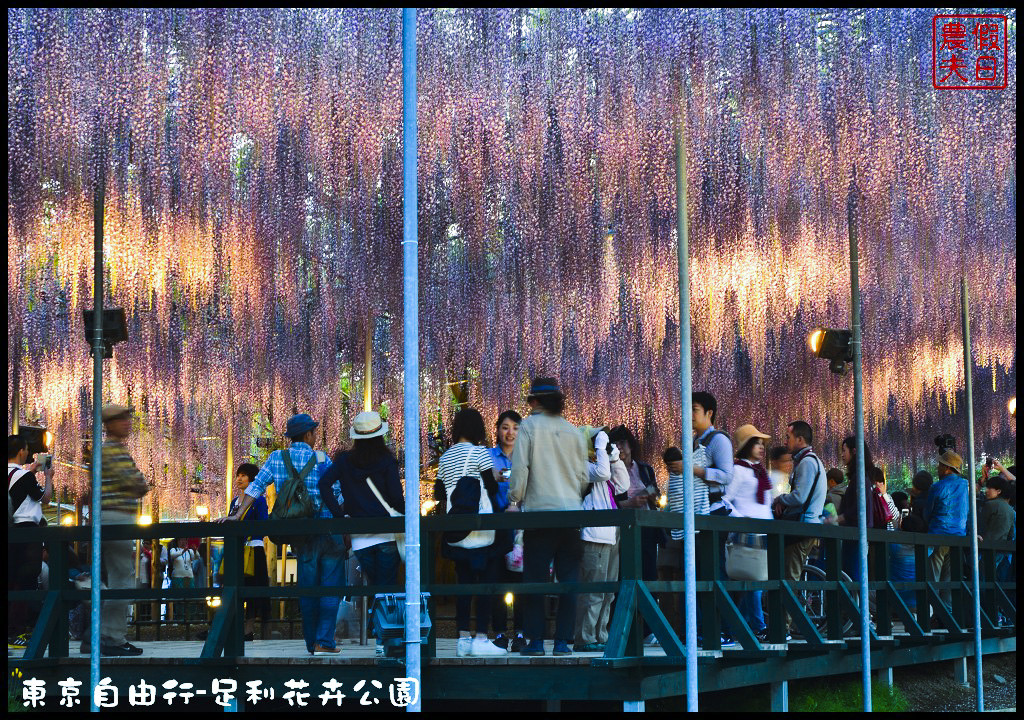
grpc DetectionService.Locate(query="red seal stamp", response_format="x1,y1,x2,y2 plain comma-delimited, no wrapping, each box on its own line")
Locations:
932,14,1008,89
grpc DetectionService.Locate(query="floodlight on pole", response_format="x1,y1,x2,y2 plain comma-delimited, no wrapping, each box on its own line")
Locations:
808,327,853,374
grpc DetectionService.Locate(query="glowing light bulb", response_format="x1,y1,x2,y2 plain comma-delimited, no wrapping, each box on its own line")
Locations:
420,500,437,516
808,328,825,354
61,515,75,526
504,592,514,606
195,505,209,518
206,596,222,608
1009,397,1016,417
137,514,153,526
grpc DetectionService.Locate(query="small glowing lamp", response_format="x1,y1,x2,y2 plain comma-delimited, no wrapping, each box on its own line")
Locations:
808,328,825,354
1010,397,1016,417
504,592,514,606
61,515,75,526
420,499,437,516
206,596,222,608
658,494,668,508
137,514,153,526
195,505,210,518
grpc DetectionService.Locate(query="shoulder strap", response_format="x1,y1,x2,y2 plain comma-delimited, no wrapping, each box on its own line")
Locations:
8,464,27,493
795,452,823,517
461,445,474,477
282,449,316,483
366,477,401,517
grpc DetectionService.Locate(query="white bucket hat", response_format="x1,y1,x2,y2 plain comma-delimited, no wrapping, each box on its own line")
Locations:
350,411,388,440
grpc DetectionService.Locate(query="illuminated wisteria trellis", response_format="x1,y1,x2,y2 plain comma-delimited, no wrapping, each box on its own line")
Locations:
7,8,1017,513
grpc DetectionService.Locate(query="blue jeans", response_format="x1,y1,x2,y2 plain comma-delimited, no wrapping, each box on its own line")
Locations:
739,591,765,633
890,543,916,610
298,534,347,652
354,541,400,586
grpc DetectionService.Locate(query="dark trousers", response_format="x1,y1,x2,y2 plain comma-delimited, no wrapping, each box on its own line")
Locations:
492,565,524,634
8,525,42,637
454,554,502,634
243,546,271,622
523,528,583,643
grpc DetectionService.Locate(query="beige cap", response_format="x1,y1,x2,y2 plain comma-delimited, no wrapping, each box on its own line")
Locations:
349,411,388,440
938,449,963,473
733,424,771,454
101,404,134,422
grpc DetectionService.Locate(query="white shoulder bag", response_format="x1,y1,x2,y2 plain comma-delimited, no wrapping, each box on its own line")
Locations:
446,448,495,550
365,477,406,563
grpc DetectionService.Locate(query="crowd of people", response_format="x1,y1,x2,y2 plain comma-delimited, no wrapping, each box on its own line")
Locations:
7,379,1018,657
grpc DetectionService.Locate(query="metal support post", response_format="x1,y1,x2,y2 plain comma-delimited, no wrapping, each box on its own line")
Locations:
961,276,983,711
89,146,106,712
675,106,698,713
769,681,789,712
848,169,872,712
402,7,422,713
953,656,969,686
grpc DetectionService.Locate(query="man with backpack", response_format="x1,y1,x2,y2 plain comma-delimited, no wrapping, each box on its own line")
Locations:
772,421,827,635
220,413,340,655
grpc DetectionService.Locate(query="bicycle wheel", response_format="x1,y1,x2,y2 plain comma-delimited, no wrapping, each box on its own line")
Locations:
800,564,855,635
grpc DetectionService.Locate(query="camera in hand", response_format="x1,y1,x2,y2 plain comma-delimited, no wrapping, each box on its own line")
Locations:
934,434,956,453
36,453,53,472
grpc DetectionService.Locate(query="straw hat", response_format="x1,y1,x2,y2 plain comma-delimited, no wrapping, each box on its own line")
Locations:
938,449,963,474
733,424,770,454
350,411,388,440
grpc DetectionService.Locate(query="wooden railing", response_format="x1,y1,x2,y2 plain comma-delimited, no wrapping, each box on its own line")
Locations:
8,509,1016,662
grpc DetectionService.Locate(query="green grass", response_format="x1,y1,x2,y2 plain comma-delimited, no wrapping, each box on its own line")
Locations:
791,680,909,712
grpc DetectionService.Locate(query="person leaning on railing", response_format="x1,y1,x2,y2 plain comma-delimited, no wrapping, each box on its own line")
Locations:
923,450,969,614
771,421,826,638
318,411,403,657
7,434,54,651
508,377,588,658
725,424,774,642
218,412,341,656
980,475,1015,589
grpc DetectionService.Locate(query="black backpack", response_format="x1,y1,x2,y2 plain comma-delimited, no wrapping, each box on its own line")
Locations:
267,450,318,548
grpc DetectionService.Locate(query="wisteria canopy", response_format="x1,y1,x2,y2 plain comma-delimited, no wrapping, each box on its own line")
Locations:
7,8,1017,513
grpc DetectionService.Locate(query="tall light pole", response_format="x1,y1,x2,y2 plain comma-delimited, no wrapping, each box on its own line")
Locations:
848,169,872,712
401,7,422,713
88,141,106,713
961,276,983,711
675,114,698,712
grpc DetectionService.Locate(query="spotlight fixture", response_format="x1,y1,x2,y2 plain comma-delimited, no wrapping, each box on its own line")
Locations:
82,308,128,358
808,327,853,375
18,425,52,456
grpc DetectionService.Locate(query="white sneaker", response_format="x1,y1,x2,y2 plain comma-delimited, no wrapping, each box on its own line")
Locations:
456,637,473,657
469,637,508,656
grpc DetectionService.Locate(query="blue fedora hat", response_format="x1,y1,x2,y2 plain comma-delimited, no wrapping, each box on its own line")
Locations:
285,413,318,439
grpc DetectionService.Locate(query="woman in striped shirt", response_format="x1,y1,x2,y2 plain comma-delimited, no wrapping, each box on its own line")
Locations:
437,408,507,657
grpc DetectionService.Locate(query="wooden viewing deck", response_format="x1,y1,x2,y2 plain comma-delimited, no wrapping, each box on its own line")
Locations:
9,510,1016,708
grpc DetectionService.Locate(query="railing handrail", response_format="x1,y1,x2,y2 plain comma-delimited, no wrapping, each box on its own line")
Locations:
9,509,1016,552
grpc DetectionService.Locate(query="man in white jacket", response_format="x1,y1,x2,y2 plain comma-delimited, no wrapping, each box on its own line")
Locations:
574,426,631,652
